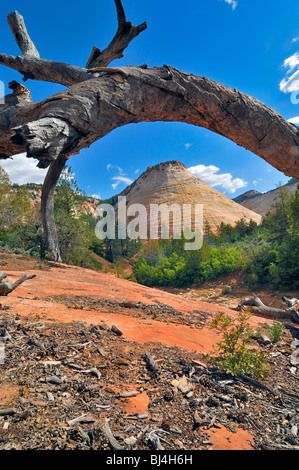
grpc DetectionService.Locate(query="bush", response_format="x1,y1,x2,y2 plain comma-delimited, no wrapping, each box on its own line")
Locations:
210,309,269,378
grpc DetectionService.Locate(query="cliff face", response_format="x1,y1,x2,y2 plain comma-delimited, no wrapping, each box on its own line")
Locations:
234,179,299,216
117,160,262,234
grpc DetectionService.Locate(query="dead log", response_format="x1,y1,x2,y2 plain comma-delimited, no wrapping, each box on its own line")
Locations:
238,295,299,323
0,1,298,261
0,273,36,296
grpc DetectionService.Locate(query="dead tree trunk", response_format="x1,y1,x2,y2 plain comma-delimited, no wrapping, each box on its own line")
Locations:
238,295,299,323
0,273,36,296
0,1,298,260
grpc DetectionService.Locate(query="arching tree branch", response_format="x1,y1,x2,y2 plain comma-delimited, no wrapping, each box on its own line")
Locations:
1,67,298,175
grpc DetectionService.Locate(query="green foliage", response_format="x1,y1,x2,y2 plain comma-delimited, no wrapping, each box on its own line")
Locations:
210,309,269,378
133,238,244,287
53,166,102,269
1,161,298,293
245,186,299,289
269,322,283,343
0,167,32,234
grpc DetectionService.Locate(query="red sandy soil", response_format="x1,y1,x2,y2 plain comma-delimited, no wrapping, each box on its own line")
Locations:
0,252,292,451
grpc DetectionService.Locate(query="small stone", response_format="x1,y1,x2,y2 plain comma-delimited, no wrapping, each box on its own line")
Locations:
46,376,63,385
291,424,298,437
124,437,137,446
111,325,123,336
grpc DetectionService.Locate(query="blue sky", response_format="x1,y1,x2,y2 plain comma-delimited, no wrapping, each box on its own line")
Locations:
0,0,298,200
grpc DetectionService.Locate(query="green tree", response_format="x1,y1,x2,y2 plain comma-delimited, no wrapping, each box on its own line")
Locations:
0,166,32,234
53,165,101,269
245,186,299,289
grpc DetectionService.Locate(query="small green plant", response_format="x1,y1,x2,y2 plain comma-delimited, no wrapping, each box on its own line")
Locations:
269,321,283,343
210,309,269,379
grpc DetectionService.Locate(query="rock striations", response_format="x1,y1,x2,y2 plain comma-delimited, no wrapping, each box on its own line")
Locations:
116,160,262,235
234,178,299,216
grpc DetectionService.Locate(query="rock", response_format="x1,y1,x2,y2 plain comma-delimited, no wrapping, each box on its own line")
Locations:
46,376,63,385
117,160,261,235
124,436,137,446
172,376,192,394
111,325,123,336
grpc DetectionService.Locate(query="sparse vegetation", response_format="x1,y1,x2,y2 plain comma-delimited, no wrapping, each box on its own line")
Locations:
210,309,269,379
269,321,283,343
133,186,299,291
1,162,298,291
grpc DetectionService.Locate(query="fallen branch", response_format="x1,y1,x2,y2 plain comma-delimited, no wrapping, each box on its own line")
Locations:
104,418,124,450
238,295,299,323
0,272,36,296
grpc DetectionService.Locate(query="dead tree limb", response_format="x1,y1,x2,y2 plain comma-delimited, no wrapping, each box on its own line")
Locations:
238,295,299,323
0,0,298,261
0,273,36,296
85,0,147,69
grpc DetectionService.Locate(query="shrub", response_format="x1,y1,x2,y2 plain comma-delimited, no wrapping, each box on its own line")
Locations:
269,322,283,343
210,309,269,378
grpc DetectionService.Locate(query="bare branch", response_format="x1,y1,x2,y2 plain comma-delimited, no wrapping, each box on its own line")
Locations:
0,273,36,296
11,117,80,168
7,11,40,57
0,53,91,87
239,295,299,323
0,11,91,86
0,66,298,178
85,0,147,68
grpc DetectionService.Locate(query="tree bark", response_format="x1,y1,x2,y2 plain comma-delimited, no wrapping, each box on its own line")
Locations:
41,156,68,262
1,67,298,177
0,2,298,260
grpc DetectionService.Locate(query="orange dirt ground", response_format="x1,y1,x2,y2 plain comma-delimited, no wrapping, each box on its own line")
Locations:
0,252,280,451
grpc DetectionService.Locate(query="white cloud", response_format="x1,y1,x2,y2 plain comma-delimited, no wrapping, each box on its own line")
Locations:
91,193,101,200
0,153,47,185
111,175,133,190
288,116,299,125
292,37,299,43
280,52,299,94
107,163,134,190
188,164,247,193
107,163,124,174
224,0,238,10
184,143,192,150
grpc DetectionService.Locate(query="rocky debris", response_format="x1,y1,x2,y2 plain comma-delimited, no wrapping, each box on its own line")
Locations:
41,295,210,329
1,305,299,451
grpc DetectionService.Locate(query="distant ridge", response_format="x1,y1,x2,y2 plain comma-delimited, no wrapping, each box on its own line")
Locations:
234,178,299,216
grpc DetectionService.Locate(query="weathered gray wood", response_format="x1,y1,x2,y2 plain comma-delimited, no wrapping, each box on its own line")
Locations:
85,0,147,69
7,11,40,57
238,295,299,322
41,156,68,262
1,66,298,176
0,52,95,86
0,273,36,296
